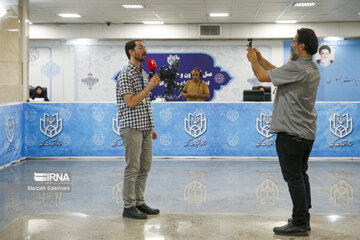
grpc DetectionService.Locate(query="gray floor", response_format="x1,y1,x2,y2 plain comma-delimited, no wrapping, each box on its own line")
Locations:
0,158,359,239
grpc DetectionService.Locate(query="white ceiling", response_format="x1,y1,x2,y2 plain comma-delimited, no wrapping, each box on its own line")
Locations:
29,0,360,24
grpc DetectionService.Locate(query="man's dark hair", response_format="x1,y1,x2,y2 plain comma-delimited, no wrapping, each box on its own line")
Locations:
297,28,318,55
125,39,144,60
319,45,331,54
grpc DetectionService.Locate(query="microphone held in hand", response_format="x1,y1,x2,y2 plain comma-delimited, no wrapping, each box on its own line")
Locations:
147,58,157,77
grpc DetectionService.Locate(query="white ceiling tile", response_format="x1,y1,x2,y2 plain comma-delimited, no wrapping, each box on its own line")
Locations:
29,0,360,24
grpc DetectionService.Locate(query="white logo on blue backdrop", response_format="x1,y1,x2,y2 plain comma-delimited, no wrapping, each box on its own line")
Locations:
59,108,72,121
329,113,353,148
6,116,15,152
25,135,37,146
226,109,239,122
167,55,180,65
184,113,207,147
160,108,172,122
227,133,239,147
256,113,275,147
39,113,63,147
160,134,172,146
112,113,123,147
93,133,105,146
92,107,104,122
25,109,37,121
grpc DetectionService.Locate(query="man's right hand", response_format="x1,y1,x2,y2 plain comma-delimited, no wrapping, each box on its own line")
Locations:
253,48,263,62
148,74,161,89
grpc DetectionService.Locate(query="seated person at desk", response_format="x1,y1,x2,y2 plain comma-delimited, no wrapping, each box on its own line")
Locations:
30,86,49,101
181,68,210,101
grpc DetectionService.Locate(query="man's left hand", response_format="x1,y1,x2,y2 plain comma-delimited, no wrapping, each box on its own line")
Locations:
152,130,157,140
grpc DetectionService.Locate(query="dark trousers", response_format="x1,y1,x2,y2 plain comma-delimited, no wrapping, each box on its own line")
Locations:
275,132,314,226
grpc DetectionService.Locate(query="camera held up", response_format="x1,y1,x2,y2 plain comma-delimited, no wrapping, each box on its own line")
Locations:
157,59,184,101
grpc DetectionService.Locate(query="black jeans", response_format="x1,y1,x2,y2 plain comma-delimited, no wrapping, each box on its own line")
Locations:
275,132,314,226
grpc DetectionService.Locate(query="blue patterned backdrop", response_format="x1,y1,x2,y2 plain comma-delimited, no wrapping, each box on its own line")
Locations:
1,102,359,167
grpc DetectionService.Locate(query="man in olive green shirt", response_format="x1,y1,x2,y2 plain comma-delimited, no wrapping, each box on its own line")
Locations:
181,68,210,101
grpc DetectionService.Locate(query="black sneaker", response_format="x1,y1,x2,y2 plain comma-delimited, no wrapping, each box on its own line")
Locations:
123,207,147,219
288,218,311,231
273,222,309,236
136,203,160,215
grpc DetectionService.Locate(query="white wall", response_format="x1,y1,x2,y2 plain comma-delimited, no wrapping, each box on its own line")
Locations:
30,22,360,40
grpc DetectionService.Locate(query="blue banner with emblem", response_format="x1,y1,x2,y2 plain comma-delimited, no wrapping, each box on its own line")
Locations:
0,104,22,167
114,53,232,101
1,102,359,166
312,103,359,157
23,103,124,157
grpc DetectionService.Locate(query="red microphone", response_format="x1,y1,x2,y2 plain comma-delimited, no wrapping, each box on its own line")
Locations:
147,58,157,76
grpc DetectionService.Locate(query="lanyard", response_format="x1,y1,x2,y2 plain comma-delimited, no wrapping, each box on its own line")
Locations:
140,72,147,105
141,73,144,90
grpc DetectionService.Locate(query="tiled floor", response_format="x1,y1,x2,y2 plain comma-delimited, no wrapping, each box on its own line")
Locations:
0,158,359,239
0,213,359,240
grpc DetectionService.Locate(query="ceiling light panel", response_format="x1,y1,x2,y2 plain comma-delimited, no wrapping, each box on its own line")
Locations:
58,13,81,18
122,4,145,9
209,13,229,17
142,21,164,24
292,2,317,7
276,20,298,23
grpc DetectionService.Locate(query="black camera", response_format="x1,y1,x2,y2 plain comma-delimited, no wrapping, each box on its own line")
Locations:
158,59,184,101
248,38,253,48
158,60,178,82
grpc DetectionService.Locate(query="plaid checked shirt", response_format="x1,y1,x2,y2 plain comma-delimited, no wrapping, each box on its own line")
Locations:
116,62,154,132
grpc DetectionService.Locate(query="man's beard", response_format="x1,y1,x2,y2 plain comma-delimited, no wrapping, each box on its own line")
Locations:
290,46,299,61
134,53,146,62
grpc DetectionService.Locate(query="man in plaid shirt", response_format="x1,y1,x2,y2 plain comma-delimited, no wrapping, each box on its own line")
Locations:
116,39,160,219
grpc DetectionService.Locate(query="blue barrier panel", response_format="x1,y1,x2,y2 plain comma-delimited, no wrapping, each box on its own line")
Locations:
20,102,359,158
0,104,22,166
312,103,360,157
1,102,359,164
23,103,123,157
152,102,277,156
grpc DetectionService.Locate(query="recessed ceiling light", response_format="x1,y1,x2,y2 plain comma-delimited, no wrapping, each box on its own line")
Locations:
142,21,164,24
209,13,229,17
58,13,81,18
122,4,145,9
8,29,19,32
276,20,298,23
292,2,317,7
0,7,7,17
